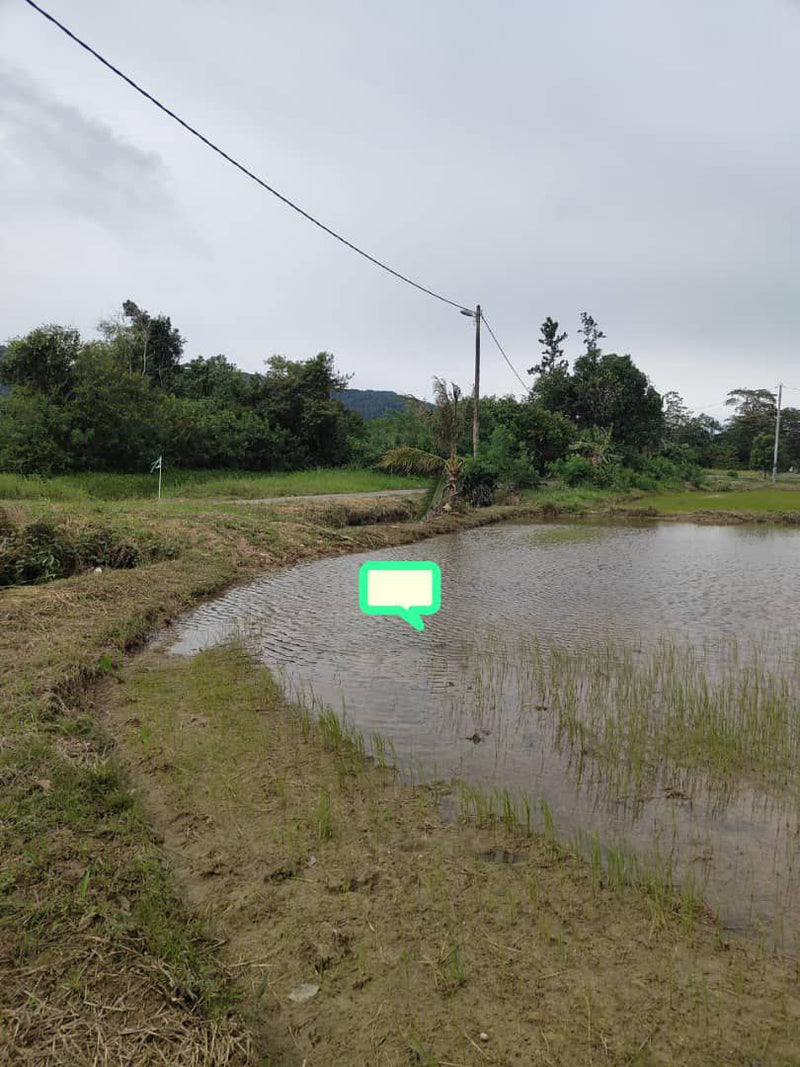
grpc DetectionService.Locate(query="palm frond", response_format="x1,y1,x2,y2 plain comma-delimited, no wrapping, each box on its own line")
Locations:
416,472,447,518
379,446,445,476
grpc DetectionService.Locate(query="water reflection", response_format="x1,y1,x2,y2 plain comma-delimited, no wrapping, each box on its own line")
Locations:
159,521,800,951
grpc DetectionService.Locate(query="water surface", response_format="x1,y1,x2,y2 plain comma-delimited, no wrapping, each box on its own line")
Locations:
161,521,800,949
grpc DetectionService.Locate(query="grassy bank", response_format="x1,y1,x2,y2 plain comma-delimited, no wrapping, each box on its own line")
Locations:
99,643,800,1066
0,468,425,502
0,494,537,1064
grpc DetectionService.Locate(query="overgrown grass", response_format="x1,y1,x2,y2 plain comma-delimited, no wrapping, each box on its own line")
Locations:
518,484,627,512
522,472,800,520
0,468,425,502
0,511,179,587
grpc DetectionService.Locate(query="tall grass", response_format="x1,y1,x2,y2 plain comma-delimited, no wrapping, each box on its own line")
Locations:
0,469,425,502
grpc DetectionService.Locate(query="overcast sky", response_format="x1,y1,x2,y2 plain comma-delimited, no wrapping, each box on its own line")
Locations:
2,0,800,414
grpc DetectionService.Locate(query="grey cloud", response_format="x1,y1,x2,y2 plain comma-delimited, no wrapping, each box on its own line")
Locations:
0,63,173,236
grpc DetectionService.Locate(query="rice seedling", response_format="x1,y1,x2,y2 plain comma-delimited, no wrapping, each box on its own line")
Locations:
541,796,556,843
455,630,800,807
315,789,333,841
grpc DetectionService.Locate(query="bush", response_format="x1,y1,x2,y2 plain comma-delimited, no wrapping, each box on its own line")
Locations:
0,518,178,587
547,455,593,487
726,470,739,479
459,458,499,507
345,433,384,469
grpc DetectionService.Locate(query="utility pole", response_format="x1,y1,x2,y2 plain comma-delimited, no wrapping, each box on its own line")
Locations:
472,304,481,458
460,304,482,457
772,382,783,486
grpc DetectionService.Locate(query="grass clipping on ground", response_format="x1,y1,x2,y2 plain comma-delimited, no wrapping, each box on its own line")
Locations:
100,644,800,1067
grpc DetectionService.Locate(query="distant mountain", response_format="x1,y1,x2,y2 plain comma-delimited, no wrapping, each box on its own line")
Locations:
333,388,414,419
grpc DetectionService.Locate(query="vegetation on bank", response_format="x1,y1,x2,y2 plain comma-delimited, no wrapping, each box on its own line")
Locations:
0,510,180,586
0,496,543,1063
634,485,800,514
99,642,800,1066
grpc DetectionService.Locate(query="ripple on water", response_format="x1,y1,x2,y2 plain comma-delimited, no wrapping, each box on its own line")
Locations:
158,521,800,950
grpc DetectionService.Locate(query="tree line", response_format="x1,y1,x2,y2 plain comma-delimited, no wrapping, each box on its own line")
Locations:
0,302,357,473
0,302,793,483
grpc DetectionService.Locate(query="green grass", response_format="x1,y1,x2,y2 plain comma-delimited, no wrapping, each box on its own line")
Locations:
0,468,425,502
518,485,625,510
635,487,800,513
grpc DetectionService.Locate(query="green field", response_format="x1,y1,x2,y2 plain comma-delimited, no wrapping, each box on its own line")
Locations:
636,487,800,513
0,468,425,502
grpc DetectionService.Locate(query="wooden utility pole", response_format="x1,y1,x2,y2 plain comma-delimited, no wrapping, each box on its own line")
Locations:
472,304,481,458
772,382,783,486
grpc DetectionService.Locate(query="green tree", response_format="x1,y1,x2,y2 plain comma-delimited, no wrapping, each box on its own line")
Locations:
100,300,185,389
0,325,80,397
528,364,574,414
720,389,776,466
577,312,605,358
261,352,354,468
0,388,74,473
173,354,253,404
750,433,774,478
778,408,800,470
663,391,692,439
68,343,163,469
529,317,568,376
570,353,663,450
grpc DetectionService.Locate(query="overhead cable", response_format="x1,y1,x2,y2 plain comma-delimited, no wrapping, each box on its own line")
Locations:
21,0,473,314
480,313,529,391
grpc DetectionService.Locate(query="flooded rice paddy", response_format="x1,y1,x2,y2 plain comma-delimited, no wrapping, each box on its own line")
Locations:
161,521,800,950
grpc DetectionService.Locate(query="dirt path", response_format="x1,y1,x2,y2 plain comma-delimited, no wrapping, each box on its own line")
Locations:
230,488,424,505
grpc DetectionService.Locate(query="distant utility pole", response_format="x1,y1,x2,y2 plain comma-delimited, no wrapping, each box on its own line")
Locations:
460,304,482,457
772,382,783,486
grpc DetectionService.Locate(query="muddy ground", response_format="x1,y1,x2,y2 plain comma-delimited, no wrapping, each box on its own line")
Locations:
100,645,800,1066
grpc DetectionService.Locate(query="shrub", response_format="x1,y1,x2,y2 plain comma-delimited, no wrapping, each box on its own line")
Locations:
459,458,499,507
0,518,179,587
481,425,538,489
548,455,593,487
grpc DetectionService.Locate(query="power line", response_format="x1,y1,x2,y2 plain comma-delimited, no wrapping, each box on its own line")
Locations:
20,0,472,315
480,313,529,392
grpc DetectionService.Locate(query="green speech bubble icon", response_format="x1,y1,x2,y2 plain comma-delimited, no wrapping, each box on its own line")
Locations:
358,560,441,631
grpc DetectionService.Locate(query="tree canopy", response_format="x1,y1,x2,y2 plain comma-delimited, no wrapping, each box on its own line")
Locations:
0,303,358,474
